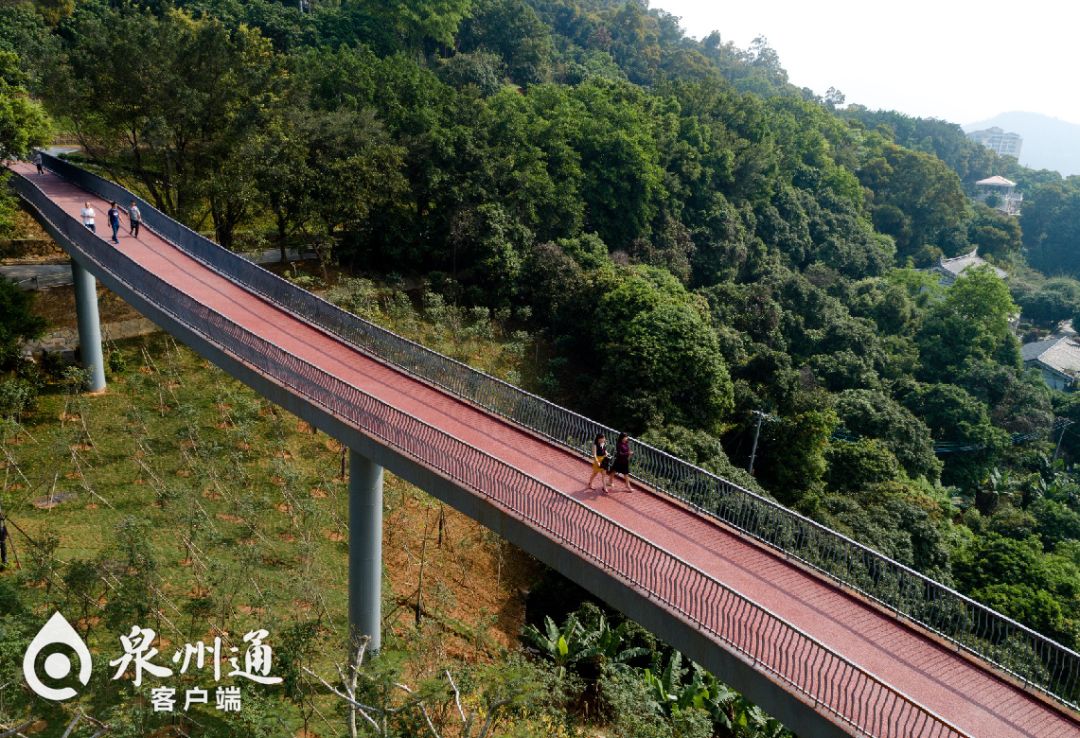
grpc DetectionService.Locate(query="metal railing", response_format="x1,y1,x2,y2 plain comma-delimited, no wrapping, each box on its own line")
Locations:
33,153,1080,710
12,170,973,738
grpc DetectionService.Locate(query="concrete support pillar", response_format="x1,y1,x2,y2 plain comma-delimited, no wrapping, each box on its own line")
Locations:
71,260,106,392
349,449,383,653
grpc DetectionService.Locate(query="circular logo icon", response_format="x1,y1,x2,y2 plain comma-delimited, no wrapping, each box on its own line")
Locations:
23,612,92,701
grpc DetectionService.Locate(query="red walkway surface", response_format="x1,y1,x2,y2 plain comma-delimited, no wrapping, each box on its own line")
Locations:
13,163,1080,738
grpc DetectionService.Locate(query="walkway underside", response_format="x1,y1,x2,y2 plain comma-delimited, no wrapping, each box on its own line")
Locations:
10,163,1080,738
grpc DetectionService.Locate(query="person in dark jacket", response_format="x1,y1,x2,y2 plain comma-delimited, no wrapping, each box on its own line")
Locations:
107,202,121,243
611,432,633,491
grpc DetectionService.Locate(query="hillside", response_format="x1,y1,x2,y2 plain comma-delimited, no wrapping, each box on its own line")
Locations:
966,111,1080,175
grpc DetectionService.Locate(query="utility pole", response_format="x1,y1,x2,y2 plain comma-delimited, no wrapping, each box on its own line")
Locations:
1052,419,1074,464
748,410,769,476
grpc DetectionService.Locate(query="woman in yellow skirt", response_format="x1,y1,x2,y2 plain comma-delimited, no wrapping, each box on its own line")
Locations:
589,433,612,491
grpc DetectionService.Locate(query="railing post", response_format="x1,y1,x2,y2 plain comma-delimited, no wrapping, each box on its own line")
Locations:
349,449,383,654
71,259,106,392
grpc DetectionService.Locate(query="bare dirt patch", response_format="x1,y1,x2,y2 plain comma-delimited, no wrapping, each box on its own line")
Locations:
383,485,542,659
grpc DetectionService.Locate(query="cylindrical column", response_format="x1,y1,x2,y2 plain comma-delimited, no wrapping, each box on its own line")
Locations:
70,260,106,392
348,449,383,653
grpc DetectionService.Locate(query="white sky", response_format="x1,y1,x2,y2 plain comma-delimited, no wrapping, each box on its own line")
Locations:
655,0,1080,126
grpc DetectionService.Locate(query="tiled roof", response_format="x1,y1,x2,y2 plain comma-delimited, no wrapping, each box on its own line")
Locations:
1022,337,1061,363
937,249,1007,279
1022,335,1080,377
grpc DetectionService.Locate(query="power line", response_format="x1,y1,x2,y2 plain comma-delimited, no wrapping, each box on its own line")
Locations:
833,417,1074,455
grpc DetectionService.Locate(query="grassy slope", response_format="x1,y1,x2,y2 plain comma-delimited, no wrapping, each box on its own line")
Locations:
1,281,545,735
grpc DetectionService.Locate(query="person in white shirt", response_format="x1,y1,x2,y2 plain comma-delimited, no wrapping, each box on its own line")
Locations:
81,202,95,233
129,200,142,237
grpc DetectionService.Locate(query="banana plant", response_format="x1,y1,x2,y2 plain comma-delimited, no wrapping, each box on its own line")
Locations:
521,614,600,679
641,650,687,710
644,654,792,738
711,676,791,738
591,612,651,670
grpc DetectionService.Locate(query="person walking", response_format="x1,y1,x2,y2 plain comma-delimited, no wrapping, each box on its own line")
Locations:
80,202,96,232
33,152,43,175
129,200,142,237
589,433,612,490
611,432,634,491
107,201,121,243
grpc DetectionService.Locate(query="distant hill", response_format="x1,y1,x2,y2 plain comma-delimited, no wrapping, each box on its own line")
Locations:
964,112,1080,176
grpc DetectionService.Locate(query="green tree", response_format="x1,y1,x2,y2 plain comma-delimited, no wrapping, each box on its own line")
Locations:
1022,181,1080,277
517,237,597,327
0,4,58,96
0,278,45,368
1031,499,1080,551
955,532,1043,589
917,266,1019,380
0,49,49,163
639,424,763,493
969,583,1067,642
968,203,1021,261
858,141,972,263
824,438,902,493
756,397,837,502
372,0,475,50
31,0,74,26
954,533,1077,644
49,7,284,234
568,79,670,249
523,613,597,680
0,583,34,725
437,50,506,95
900,382,1008,489
599,667,704,738
801,479,955,580
1051,393,1080,463
249,109,314,259
958,360,1053,437
276,620,322,738
834,389,941,481
842,107,997,185
1015,277,1080,326
0,49,49,235
589,267,733,433
457,0,553,84
300,108,408,251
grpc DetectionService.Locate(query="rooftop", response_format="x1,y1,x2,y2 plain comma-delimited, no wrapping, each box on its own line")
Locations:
975,175,1017,188
1022,336,1062,363
936,249,1007,279
1022,334,1080,377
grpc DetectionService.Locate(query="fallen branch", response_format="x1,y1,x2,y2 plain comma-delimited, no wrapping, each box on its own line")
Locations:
0,719,35,738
